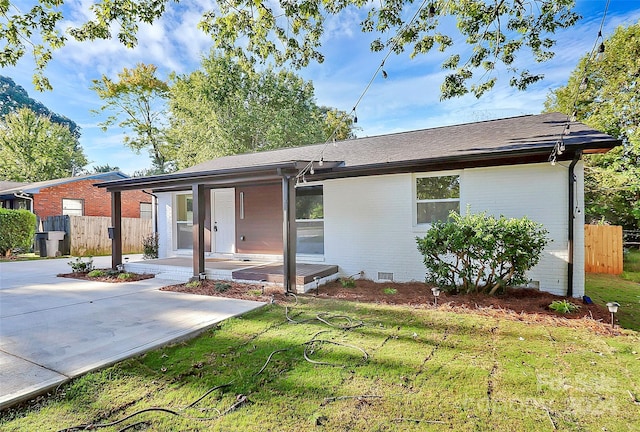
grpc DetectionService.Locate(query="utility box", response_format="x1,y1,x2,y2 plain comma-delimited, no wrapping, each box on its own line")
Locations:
35,231,66,257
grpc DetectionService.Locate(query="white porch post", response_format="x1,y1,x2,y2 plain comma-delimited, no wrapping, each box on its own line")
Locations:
192,183,206,280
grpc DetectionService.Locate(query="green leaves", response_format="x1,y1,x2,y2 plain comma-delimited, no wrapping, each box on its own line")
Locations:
168,53,354,168
0,208,37,256
0,2,66,90
91,63,173,173
0,107,87,181
416,212,549,295
2,0,579,99
544,22,640,229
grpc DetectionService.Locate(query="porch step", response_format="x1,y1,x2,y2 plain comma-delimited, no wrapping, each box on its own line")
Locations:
154,272,192,283
232,263,339,285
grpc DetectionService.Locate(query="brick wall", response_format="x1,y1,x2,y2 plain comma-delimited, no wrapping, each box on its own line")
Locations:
33,179,150,220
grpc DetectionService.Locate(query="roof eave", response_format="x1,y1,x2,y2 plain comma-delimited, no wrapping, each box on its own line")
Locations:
95,161,342,192
308,139,620,181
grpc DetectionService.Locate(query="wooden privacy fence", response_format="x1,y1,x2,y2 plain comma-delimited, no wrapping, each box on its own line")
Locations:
584,224,623,275
43,215,153,256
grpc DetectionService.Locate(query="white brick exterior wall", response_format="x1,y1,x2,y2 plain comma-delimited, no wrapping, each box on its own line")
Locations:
157,192,173,258
324,162,585,297
156,161,585,297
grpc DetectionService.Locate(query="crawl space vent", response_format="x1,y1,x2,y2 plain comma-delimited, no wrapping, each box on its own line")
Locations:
377,272,394,281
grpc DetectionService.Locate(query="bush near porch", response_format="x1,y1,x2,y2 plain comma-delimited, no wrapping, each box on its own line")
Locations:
416,212,548,295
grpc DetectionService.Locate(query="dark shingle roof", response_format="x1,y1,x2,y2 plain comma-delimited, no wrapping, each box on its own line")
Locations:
0,180,27,191
178,112,618,174
96,113,619,192
0,172,128,195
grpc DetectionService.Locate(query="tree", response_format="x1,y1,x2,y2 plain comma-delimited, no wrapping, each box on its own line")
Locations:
90,164,120,173
0,76,80,137
320,106,358,141
1,1,579,98
91,64,174,173
168,53,353,168
0,108,87,182
416,212,548,295
544,23,640,229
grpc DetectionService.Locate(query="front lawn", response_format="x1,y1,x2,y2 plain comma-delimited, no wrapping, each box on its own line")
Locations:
2,297,638,431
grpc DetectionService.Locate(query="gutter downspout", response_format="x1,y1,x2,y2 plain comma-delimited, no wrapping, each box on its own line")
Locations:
14,192,33,213
567,151,582,298
142,190,158,234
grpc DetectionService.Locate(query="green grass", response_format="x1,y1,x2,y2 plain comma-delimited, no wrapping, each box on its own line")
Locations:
586,248,640,331
623,248,640,281
2,297,638,432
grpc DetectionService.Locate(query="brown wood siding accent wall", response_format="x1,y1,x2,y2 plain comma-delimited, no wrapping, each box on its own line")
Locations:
236,183,282,254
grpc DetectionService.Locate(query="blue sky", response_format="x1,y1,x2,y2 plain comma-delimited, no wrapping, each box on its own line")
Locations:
3,0,640,175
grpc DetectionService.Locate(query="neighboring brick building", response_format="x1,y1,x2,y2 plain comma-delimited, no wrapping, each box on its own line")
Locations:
0,172,152,222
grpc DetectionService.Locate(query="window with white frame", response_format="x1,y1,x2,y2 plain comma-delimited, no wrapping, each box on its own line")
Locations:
416,175,460,224
62,198,84,216
296,185,324,255
140,202,152,219
176,194,193,249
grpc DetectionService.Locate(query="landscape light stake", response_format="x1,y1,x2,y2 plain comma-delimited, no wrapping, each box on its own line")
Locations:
314,277,320,296
606,302,620,329
431,287,441,306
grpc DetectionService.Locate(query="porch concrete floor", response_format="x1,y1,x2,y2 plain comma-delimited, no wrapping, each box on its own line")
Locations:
126,257,339,287
140,257,267,271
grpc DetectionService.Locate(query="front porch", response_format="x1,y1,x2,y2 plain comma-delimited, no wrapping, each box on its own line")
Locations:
125,257,339,293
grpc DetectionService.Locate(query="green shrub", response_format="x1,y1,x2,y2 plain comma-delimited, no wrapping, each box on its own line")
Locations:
142,233,159,259
548,300,580,314
185,280,201,288
117,272,133,280
416,211,548,295
340,278,356,288
383,287,397,295
68,257,94,273
215,282,231,292
0,208,36,256
87,270,106,278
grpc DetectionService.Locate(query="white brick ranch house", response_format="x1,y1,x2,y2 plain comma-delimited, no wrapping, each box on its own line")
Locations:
98,113,619,297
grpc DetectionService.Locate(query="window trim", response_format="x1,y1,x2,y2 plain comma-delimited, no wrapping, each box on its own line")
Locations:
174,193,194,250
62,198,84,216
140,202,153,220
295,184,325,256
413,171,461,228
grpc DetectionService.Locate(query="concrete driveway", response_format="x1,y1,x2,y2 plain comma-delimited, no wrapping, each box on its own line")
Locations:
0,256,265,409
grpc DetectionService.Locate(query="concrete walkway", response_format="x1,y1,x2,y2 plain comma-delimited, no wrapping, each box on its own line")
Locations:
0,256,265,409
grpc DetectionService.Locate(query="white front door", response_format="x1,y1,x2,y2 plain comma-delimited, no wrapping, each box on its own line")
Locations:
212,188,236,253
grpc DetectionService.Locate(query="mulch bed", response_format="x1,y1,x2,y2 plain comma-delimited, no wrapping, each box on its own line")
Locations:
58,270,155,283
162,278,617,334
